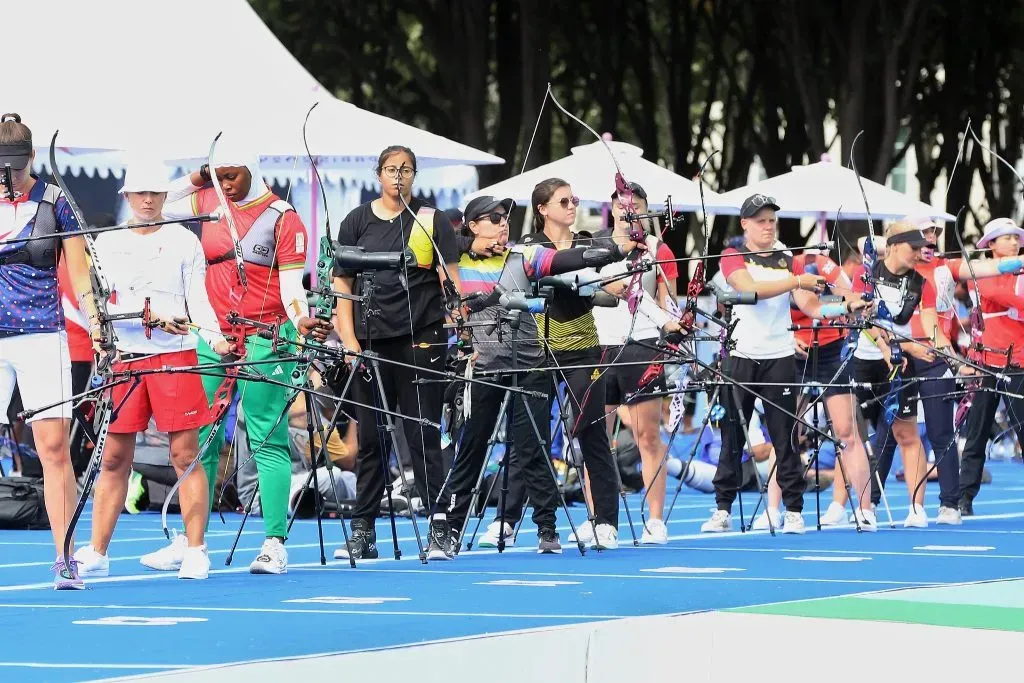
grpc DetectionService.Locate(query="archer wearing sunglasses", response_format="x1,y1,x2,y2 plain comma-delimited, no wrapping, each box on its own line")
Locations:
519,178,679,550
866,215,1024,526
441,194,630,553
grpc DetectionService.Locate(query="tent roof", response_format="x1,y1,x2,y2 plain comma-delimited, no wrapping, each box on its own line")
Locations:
707,161,956,222
465,141,718,210
11,0,500,169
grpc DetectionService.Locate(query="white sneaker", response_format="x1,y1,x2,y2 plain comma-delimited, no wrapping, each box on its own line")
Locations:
848,503,876,523
820,502,848,526
752,508,781,531
936,506,962,525
140,530,187,571
178,545,210,580
73,545,110,577
479,521,515,548
640,518,669,544
903,505,929,528
593,524,619,549
567,521,596,545
249,538,288,574
854,507,878,532
781,511,806,534
700,510,732,533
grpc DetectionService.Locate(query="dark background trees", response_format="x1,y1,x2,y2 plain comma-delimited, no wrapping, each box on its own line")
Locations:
251,0,1023,259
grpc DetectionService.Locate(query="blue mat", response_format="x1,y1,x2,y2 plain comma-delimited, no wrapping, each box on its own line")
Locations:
1,461,1022,682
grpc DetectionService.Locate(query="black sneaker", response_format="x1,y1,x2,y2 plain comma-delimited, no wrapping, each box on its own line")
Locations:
427,520,454,561
959,495,974,516
537,526,562,554
334,519,378,560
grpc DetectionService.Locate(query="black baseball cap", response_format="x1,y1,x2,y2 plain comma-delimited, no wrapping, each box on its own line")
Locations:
443,207,464,225
740,193,780,218
464,195,514,222
611,181,647,201
886,229,930,249
0,141,31,170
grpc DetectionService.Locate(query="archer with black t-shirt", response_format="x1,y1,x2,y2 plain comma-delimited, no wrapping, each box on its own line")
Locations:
332,145,463,562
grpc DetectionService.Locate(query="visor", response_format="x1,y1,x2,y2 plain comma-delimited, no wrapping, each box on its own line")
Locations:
0,141,31,171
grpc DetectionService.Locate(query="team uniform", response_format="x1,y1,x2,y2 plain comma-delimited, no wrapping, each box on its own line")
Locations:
90,224,223,433
158,163,308,573
440,242,598,551
853,260,935,507
708,247,805,526
958,274,1024,511
0,179,78,424
333,198,458,560
790,254,855,396
592,229,678,404
516,229,625,546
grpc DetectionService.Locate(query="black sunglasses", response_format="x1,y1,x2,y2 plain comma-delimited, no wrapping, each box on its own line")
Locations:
473,212,508,225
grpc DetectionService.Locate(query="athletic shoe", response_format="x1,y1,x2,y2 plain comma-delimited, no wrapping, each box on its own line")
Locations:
700,510,732,533
334,519,378,560
640,518,669,544
752,508,781,531
820,501,847,526
73,545,110,577
903,505,928,528
959,495,974,516
249,538,287,574
537,526,562,554
848,503,876,523
140,530,187,571
124,470,146,514
52,557,85,590
479,521,515,548
567,521,596,545
427,520,455,561
936,506,963,525
178,545,210,580
854,507,877,532
593,524,619,549
781,511,806,534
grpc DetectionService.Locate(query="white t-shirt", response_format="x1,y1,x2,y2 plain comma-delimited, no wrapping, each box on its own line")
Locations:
92,224,224,354
719,247,795,359
594,235,665,345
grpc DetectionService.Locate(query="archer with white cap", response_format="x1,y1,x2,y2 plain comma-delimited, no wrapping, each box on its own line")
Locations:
870,214,1024,527
957,217,1024,515
72,157,230,581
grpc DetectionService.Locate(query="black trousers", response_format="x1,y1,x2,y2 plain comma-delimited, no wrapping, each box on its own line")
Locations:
960,366,1024,501
349,321,447,525
713,355,804,512
441,369,558,530
551,347,620,528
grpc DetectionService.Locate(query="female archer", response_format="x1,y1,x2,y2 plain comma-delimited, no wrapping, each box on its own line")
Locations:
0,113,99,589
148,138,331,575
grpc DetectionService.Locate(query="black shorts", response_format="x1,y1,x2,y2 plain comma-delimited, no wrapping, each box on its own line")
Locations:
603,342,665,405
854,356,919,425
797,339,855,397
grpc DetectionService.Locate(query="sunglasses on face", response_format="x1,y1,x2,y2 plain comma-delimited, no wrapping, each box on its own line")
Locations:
550,195,580,209
475,212,508,225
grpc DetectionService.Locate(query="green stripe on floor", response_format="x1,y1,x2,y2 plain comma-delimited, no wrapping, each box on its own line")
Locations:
734,598,1024,632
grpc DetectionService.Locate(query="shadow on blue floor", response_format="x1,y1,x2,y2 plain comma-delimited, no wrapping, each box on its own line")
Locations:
1,461,1023,682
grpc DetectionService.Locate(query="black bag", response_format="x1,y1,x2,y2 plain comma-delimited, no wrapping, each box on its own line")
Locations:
0,477,49,530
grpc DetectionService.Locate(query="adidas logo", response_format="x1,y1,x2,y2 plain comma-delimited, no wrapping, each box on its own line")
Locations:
271,366,284,376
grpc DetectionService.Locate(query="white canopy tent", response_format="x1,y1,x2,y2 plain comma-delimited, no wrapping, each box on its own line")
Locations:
706,160,956,222
7,0,500,266
465,140,719,211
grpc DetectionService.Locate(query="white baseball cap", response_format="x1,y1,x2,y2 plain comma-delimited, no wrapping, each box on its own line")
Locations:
119,159,172,194
977,217,1024,249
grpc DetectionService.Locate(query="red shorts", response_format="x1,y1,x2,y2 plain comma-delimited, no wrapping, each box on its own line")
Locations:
108,349,212,434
